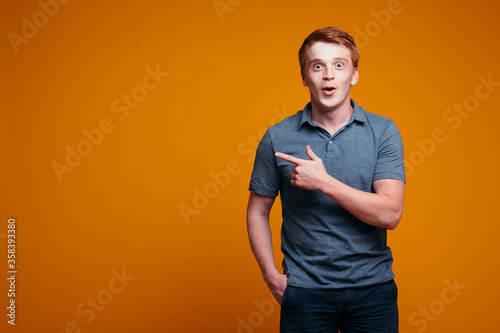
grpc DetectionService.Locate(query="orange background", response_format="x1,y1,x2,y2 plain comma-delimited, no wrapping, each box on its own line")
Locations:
2,0,500,332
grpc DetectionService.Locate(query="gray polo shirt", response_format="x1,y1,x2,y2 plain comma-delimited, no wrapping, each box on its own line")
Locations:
249,99,406,289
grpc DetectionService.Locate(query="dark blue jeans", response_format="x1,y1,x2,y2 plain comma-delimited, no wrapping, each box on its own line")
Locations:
280,280,399,333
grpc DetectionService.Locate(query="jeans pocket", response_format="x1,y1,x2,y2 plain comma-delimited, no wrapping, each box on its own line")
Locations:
281,285,290,306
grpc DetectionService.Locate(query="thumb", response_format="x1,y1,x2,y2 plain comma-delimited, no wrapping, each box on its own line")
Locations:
306,145,319,161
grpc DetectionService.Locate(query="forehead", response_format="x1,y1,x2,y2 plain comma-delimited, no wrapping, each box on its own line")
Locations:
306,41,352,64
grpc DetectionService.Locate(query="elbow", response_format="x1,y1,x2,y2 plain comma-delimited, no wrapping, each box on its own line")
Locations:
364,211,401,230
385,208,403,230
385,219,399,230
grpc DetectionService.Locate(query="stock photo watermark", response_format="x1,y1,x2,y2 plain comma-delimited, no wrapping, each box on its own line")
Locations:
51,64,169,182
402,277,467,333
213,0,243,22
224,293,277,333
405,73,499,177
7,0,74,54
50,267,135,333
178,106,290,224
6,218,17,326
353,0,413,49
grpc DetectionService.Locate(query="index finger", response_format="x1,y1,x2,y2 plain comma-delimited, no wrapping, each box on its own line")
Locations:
275,152,304,165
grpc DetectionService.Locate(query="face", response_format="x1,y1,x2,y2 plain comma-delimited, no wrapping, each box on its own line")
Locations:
302,41,359,114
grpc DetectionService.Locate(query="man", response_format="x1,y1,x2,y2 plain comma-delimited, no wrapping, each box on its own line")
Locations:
246,27,406,332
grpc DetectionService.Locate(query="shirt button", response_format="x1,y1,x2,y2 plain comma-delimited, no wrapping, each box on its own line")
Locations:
329,141,332,144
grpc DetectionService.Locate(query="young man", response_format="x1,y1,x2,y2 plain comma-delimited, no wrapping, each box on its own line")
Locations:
246,27,406,332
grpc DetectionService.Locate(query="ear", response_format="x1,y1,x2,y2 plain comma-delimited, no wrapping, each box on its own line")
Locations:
301,72,308,87
350,67,359,86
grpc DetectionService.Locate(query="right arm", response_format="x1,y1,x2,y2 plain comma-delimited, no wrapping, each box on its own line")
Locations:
246,192,287,304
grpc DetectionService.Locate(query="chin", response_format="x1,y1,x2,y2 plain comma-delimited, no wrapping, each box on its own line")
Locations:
318,100,341,110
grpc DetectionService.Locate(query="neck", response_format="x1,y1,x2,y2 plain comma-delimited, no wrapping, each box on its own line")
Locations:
309,99,353,136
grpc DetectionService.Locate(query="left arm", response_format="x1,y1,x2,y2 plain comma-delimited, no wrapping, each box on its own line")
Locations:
320,176,404,230
275,146,405,230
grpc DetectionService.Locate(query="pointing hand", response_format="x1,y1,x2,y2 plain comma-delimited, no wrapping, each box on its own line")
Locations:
275,146,329,191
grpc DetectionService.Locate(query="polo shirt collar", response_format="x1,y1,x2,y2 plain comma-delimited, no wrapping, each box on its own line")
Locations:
300,99,367,128
350,99,367,124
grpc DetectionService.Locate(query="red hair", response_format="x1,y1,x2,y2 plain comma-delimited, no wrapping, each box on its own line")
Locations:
299,27,360,75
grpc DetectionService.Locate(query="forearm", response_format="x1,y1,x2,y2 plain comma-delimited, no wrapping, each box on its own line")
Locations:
320,177,404,230
275,147,404,229
247,213,280,279
246,193,287,303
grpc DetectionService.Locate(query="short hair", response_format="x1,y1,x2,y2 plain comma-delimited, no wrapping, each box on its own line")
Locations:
299,27,360,75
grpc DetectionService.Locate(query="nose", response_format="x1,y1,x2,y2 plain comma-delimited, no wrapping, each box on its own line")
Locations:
323,67,334,80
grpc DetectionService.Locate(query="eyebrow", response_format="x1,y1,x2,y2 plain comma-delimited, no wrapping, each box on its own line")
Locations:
309,57,349,64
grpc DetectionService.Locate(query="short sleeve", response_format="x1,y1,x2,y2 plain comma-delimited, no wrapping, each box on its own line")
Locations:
373,121,406,183
249,130,281,197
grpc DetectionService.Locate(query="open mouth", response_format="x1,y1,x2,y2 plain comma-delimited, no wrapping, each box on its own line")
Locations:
322,87,336,95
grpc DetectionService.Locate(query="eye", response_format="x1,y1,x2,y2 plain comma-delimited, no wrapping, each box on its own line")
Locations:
313,63,323,70
335,62,344,69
